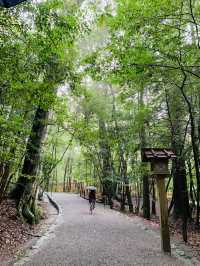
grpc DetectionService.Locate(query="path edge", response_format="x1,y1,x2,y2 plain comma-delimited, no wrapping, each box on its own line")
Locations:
12,193,62,266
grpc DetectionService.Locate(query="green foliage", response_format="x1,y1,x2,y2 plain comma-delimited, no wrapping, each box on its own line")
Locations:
0,0,80,196
1,0,200,222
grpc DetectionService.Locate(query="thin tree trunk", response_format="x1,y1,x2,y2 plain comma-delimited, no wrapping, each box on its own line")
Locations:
188,160,196,217
0,164,11,204
139,89,150,219
63,160,68,192
143,174,150,219
152,179,156,215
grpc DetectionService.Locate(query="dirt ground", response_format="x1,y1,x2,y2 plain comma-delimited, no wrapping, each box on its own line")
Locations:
0,196,57,266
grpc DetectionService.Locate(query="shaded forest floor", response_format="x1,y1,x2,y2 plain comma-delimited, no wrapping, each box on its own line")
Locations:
0,198,53,266
82,193,200,261
169,218,200,258
141,215,200,260
112,202,200,261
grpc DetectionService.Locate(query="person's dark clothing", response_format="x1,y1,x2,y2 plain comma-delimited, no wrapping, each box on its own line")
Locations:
89,190,96,203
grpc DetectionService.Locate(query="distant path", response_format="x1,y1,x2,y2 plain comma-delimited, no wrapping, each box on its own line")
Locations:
17,193,194,266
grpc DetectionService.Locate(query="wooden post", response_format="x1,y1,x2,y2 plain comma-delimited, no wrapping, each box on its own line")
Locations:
156,176,171,254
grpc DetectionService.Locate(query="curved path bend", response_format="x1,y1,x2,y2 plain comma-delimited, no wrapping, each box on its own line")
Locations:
16,193,196,266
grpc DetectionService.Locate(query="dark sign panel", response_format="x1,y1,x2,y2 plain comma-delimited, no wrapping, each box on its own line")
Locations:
0,0,26,7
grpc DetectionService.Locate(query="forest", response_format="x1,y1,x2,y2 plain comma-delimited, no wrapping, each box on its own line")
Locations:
0,0,200,261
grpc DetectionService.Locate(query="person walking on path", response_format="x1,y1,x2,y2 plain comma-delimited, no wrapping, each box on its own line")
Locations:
88,189,96,214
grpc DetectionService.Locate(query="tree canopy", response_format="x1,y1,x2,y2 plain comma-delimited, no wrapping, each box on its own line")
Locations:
0,0,200,246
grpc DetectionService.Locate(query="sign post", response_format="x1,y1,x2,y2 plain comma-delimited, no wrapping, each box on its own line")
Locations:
156,175,171,253
142,148,176,254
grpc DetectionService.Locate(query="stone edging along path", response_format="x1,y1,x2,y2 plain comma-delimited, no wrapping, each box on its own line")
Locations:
13,193,62,266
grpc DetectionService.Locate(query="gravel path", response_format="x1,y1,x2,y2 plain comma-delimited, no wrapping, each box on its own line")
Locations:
15,193,196,266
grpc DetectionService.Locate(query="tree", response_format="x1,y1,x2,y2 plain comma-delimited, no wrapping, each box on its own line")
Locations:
0,0,78,222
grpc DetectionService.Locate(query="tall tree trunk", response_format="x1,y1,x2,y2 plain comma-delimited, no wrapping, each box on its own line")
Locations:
179,83,200,225
198,92,200,146
151,179,156,215
142,174,150,219
110,91,133,213
139,90,150,219
165,88,190,220
63,160,68,192
172,159,190,219
120,152,133,212
99,120,114,208
125,184,133,212
187,160,196,216
10,107,48,223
